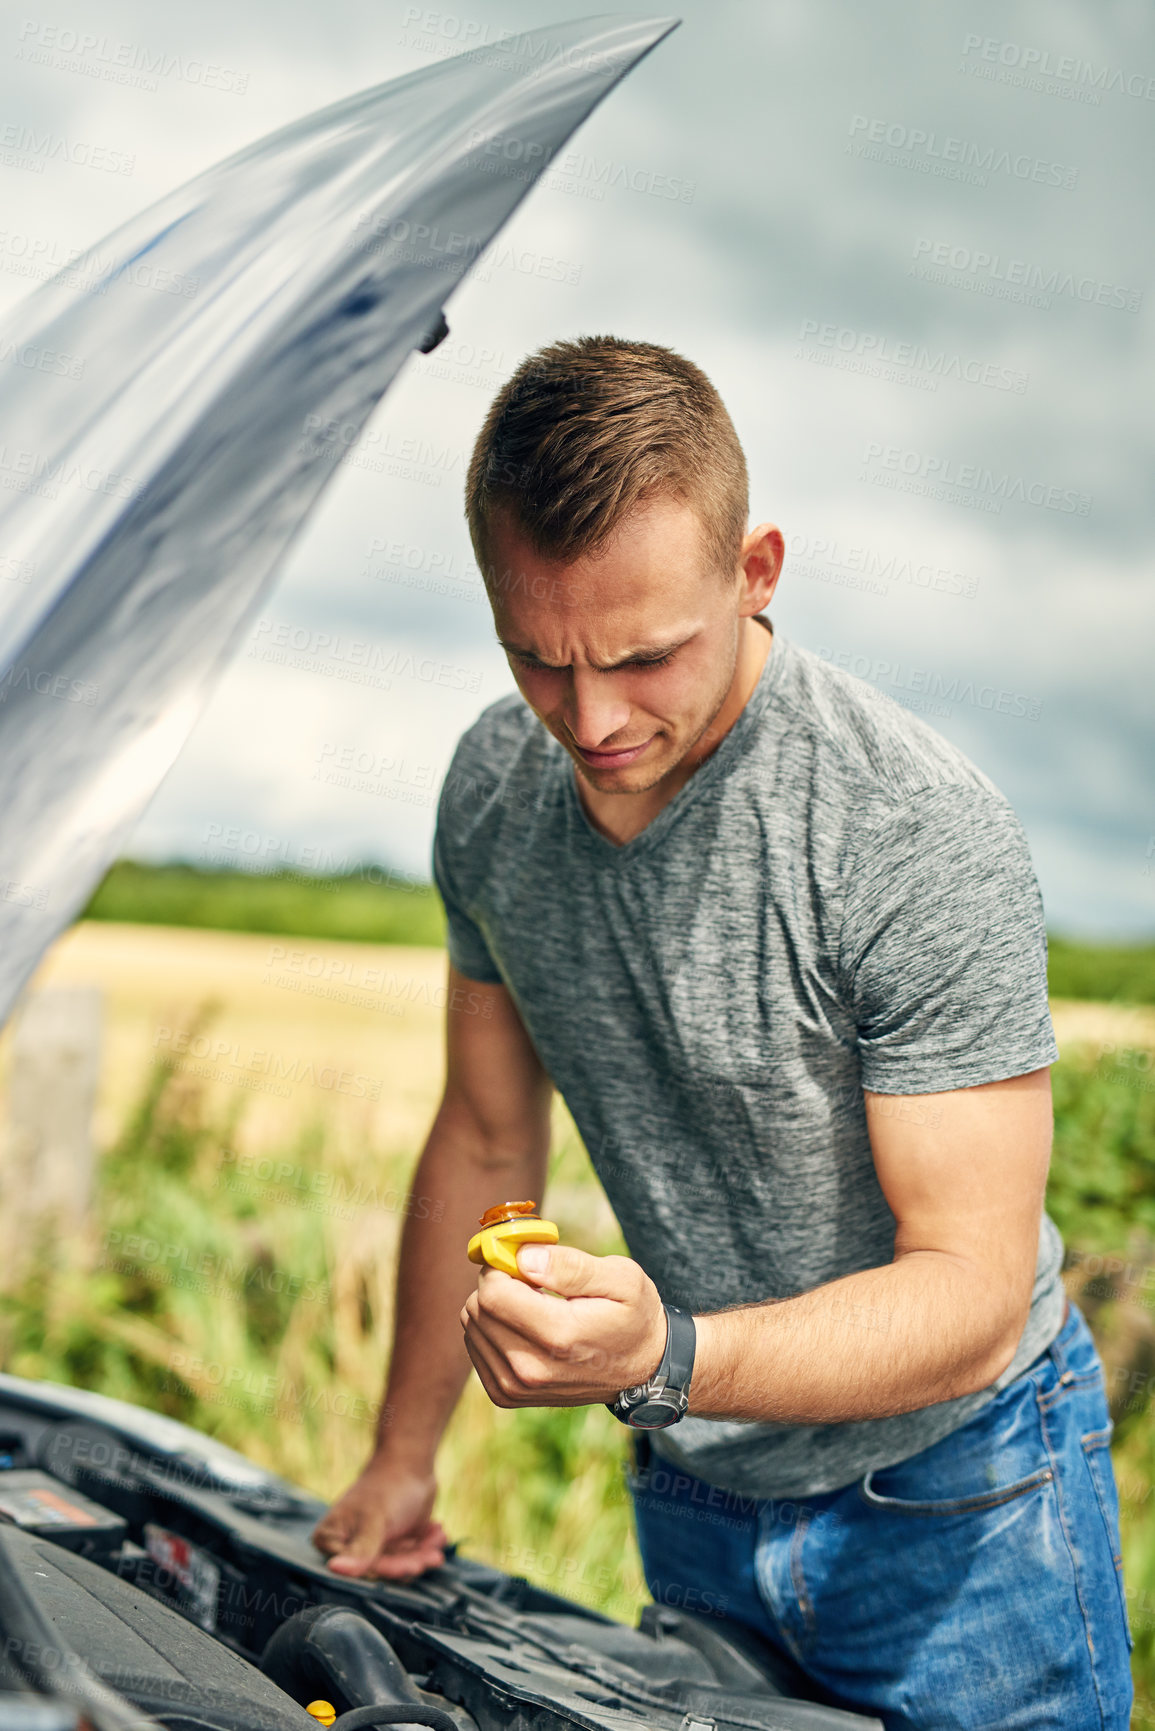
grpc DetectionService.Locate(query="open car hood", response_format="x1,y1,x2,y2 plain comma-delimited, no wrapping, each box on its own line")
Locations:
0,13,676,1023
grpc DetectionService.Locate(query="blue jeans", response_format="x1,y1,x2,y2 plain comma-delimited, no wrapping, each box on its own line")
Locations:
631,1302,1132,1730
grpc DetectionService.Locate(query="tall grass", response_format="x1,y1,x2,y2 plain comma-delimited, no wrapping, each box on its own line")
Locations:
0,1028,646,1621
1047,1043,1155,1697
1,1026,1153,1685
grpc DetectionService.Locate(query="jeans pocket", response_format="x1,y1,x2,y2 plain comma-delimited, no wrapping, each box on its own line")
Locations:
858,1369,1054,1514
858,1460,1054,1516
1082,1424,1133,1651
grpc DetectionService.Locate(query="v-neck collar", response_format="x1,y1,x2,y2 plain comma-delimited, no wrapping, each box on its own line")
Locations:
562,620,789,863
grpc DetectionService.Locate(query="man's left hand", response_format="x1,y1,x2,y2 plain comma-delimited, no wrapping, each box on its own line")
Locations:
460,1244,668,1407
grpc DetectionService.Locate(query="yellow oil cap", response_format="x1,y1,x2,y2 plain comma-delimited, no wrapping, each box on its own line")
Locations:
467,1200,559,1280
306,1703,336,1727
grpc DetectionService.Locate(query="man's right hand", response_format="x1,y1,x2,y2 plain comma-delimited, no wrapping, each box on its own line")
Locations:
311,1460,448,1579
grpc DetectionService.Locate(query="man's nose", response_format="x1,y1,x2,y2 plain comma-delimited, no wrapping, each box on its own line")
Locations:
564,668,632,749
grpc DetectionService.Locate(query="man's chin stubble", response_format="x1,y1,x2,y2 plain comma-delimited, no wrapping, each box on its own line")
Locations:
570,743,684,797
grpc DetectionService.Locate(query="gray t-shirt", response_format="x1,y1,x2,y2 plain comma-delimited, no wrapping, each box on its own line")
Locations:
433,627,1064,1497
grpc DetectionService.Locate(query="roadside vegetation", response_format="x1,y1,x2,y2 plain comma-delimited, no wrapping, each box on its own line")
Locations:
6,873,1155,1702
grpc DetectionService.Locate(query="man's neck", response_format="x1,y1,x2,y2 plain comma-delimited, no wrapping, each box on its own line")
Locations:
576,616,773,847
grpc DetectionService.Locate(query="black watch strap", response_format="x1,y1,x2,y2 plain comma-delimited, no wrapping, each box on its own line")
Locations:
607,1303,696,1428
660,1304,696,1393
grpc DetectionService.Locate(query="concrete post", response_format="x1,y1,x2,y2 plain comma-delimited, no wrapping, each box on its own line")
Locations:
1,986,103,1279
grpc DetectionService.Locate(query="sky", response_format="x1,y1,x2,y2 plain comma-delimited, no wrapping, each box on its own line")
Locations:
2,0,1152,937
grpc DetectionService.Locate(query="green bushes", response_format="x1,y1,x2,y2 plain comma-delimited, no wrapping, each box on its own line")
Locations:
82,861,445,947
1048,936,1155,1005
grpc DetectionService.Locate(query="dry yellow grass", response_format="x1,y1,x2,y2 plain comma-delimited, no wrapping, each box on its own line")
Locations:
1049,996,1155,1055
12,920,449,1157
12,917,625,1251
17,922,1146,1156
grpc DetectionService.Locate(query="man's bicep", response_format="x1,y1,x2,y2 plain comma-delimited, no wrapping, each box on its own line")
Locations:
864,1069,1053,1325
441,964,552,1167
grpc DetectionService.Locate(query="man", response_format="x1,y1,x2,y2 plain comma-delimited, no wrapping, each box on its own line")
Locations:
313,337,1131,1728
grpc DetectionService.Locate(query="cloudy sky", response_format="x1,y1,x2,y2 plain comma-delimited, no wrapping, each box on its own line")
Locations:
2,0,1152,936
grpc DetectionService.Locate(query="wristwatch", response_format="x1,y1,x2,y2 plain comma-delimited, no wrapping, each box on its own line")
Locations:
607,1304,696,1429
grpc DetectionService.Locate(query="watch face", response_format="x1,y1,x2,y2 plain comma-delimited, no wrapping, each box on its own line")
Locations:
627,1401,679,1429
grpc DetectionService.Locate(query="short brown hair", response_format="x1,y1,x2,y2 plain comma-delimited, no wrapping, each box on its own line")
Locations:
465,336,748,582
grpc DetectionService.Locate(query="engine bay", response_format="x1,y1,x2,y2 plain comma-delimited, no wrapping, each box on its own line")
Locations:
0,1374,880,1731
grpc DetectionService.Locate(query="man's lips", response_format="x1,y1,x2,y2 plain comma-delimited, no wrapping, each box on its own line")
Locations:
573,737,655,769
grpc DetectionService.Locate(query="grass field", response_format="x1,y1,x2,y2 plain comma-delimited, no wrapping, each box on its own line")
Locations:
2,918,1155,1693
84,861,1155,1004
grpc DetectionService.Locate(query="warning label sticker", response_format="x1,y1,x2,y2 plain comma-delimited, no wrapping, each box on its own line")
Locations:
144,1522,221,1630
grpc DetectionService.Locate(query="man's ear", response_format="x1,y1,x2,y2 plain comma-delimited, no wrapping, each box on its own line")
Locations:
738,522,785,615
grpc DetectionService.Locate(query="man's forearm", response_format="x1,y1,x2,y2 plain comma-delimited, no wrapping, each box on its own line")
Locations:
462,1077,1049,1426
690,1251,1028,1425
372,1101,547,1472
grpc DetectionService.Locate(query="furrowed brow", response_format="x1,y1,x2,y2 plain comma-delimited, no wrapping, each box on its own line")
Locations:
497,635,693,671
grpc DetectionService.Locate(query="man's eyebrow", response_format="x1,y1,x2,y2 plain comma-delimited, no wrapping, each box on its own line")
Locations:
497,634,694,672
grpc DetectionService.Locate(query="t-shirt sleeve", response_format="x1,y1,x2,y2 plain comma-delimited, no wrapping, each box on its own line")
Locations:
431,804,504,985
837,783,1059,1094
